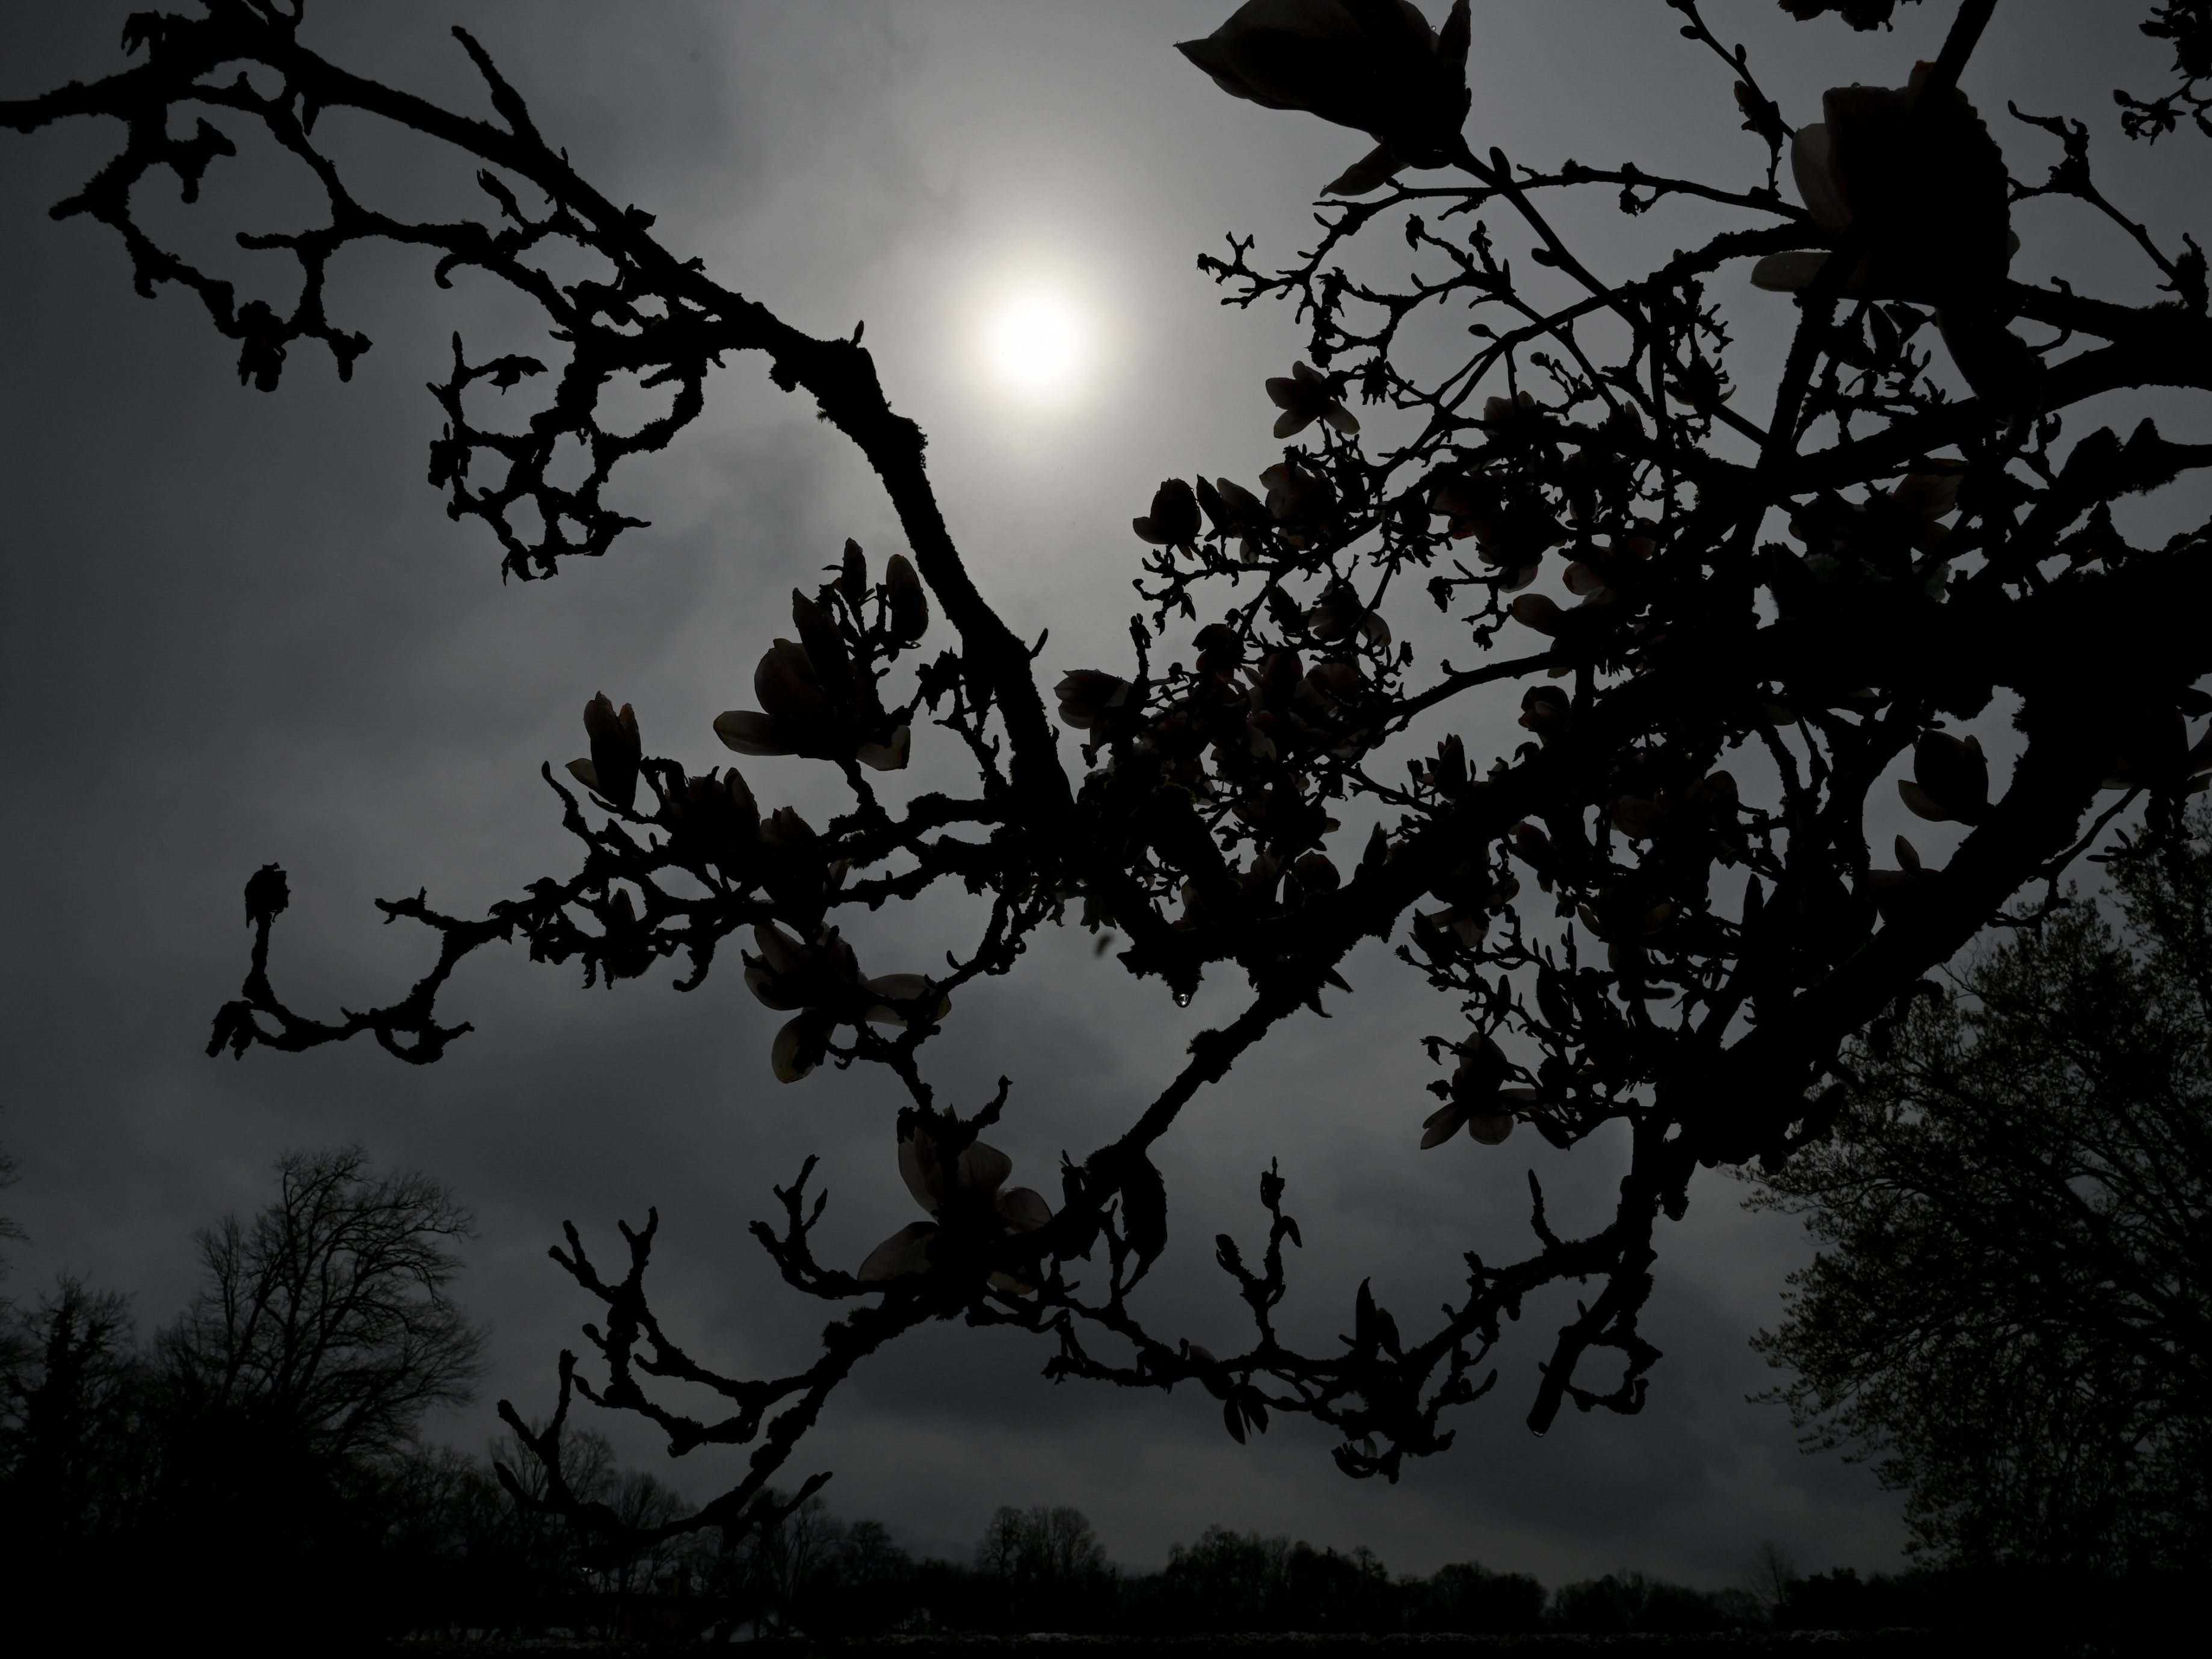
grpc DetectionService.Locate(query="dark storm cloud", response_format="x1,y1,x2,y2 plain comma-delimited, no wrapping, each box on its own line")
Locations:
2,0,2195,1589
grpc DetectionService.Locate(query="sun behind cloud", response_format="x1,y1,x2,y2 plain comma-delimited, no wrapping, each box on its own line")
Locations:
987,291,1087,401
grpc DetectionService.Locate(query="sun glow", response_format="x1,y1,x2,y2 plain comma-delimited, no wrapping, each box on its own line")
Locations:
988,293,1086,398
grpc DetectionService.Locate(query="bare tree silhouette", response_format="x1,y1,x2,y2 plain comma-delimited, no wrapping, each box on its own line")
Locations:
1749,807,2212,1573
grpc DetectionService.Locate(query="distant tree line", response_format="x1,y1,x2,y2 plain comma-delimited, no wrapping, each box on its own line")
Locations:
5,1135,2200,1648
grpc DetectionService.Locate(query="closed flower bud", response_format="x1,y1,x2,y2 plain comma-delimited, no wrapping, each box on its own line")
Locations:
886,553,928,645
567,692,642,810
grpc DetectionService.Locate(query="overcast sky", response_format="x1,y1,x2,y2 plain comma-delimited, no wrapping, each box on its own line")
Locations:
1,0,2198,1590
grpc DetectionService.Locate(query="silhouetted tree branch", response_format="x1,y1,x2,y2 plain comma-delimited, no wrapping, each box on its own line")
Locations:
9,0,2212,1554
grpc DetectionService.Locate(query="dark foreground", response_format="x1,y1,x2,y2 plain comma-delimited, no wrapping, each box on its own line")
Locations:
389,1636,2032,1657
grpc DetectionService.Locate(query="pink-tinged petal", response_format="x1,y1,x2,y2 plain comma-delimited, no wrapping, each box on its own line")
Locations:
1420,1103,1467,1150
956,1139,1014,1198
997,1186,1054,1231
899,1128,944,1214
1563,562,1606,597
1790,123,1850,232
1751,251,1829,292
713,710,793,756
858,1221,938,1282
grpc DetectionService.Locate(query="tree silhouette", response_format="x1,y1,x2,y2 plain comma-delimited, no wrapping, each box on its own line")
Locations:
1748,805,2212,1575
158,1145,485,1465
7,0,2211,1558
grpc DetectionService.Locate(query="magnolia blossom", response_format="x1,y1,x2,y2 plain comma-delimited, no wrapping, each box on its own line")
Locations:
1054,669,1137,733
714,635,911,773
2099,705,2212,792
666,767,760,874
1177,0,1473,196
565,692,642,811
1266,361,1360,438
1900,730,1989,824
1305,578,1390,648
1751,62,2012,301
1132,478,1202,557
857,1124,1054,1288
1428,463,1563,589
1196,475,1272,564
1260,460,1337,547
744,923,950,1083
1420,1037,1535,1148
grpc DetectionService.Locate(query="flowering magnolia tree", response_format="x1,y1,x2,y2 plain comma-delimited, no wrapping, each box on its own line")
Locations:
10,0,2212,1546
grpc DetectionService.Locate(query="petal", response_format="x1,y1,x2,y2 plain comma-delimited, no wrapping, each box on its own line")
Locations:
855,725,913,772
753,923,810,979
1265,377,1299,408
1323,404,1361,435
997,1186,1054,1231
1898,779,1953,822
1510,592,1562,634
857,1222,938,1283
1465,1111,1515,1147
1420,1103,1467,1149
565,758,601,791
1272,410,1316,439
744,964,805,1012
1790,123,1850,232
899,1128,944,1214
771,1016,825,1083
955,1139,1014,1197
861,973,951,1027
1751,251,1829,292
713,710,793,756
